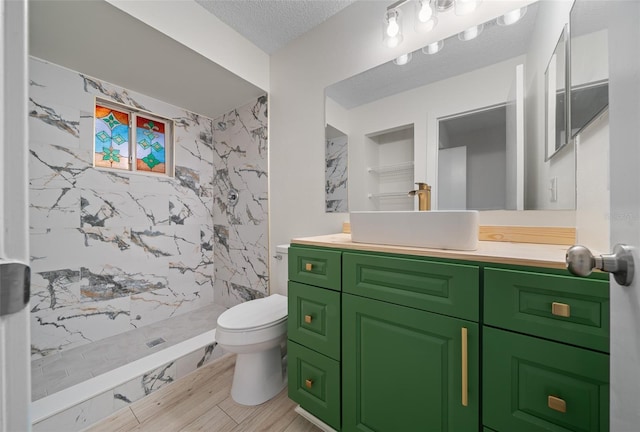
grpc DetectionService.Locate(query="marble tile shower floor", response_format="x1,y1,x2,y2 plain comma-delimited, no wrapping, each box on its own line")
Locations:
31,304,228,400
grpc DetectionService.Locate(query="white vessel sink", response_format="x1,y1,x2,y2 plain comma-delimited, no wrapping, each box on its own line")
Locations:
350,211,479,251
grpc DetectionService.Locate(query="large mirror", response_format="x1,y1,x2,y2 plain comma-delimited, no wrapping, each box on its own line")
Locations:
325,0,583,212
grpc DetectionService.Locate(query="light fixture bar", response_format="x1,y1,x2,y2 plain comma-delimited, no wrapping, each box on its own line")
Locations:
387,0,411,11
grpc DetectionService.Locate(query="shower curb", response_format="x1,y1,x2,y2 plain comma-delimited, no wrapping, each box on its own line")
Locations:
32,329,223,432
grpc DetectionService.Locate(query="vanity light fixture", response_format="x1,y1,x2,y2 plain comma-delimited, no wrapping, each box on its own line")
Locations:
458,23,484,41
415,0,438,33
497,6,527,26
454,0,481,16
422,39,444,54
393,52,413,65
383,8,403,48
383,0,482,48
435,0,454,11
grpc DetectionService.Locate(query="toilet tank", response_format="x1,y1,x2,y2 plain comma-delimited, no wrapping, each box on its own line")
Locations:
271,244,290,296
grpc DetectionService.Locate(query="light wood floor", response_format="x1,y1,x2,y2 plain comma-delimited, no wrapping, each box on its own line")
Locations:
86,354,322,432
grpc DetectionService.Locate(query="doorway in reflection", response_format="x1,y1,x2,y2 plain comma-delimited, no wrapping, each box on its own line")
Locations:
438,105,509,211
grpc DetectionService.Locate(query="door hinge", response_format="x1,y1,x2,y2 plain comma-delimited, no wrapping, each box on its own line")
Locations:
0,260,30,317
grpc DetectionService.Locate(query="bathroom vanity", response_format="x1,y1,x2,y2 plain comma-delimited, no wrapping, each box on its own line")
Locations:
287,234,609,432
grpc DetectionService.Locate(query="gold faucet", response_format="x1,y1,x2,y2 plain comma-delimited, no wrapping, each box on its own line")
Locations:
408,182,431,211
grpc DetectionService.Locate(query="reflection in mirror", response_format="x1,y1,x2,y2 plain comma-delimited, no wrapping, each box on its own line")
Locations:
325,125,349,212
438,105,507,211
570,0,609,138
545,25,569,161
325,0,579,212
365,125,414,211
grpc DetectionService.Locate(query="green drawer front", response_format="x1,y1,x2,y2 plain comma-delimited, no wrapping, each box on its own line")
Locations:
484,327,609,432
289,246,342,291
342,252,479,320
288,281,341,360
288,341,341,431
484,268,610,352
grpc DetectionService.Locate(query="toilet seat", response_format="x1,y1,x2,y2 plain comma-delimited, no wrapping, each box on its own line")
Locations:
217,294,287,332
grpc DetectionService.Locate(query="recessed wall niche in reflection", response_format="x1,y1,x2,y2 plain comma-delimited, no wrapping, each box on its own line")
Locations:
325,124,348,212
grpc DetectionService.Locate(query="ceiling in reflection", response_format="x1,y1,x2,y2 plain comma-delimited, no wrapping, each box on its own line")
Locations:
326,2,539,110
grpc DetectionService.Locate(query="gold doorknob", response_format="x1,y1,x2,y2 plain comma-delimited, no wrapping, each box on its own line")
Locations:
304,315,313,324
548,395,567,413
305,379,313,389
305,263,313,271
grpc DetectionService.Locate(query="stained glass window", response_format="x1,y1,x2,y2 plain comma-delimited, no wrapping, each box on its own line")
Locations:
93,99,173,177
94,105,130,170
136,115,166,174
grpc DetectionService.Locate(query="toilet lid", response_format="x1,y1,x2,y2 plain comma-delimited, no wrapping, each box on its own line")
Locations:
217,294,288,331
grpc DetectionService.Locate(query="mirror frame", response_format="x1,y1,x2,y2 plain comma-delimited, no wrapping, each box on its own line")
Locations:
545,24,571,161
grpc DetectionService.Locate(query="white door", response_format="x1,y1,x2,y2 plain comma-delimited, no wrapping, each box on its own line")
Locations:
0,0,31,431
505,64,524,211
437,146,467,210
608,2,640,429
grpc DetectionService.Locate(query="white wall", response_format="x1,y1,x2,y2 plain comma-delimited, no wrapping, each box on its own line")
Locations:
325,97,351,138
524,0,575,210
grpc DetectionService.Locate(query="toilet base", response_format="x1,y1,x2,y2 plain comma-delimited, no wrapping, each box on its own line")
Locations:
231,345,287,406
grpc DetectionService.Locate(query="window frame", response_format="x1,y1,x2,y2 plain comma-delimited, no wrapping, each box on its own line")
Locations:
93,97,175,178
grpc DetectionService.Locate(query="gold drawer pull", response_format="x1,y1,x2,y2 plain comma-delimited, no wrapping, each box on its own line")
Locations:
304,314,313,324
305,379,313,389
552,302,571,318
548,395,567,413
461,327,468,407
305,263,313,271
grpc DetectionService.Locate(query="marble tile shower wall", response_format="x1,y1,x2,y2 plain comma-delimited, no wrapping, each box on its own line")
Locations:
325,136,348,212
212,96,269,308
29,57,217,360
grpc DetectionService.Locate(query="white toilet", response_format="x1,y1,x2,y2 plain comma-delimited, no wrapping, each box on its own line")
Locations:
216,245,289,406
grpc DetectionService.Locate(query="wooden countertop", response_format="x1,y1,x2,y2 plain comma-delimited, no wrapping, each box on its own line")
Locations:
291,233,573,270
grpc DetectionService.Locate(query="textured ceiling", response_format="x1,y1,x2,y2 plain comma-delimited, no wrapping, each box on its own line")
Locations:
195,0,356,54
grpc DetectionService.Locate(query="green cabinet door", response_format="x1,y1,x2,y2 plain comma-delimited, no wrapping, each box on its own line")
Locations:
483,327,609,432
342,293,479,432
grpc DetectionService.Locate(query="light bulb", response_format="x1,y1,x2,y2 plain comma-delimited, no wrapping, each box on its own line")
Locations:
418,1,433,22
383,9,403,48
455,0,481,16
458,23,483,41
422,40,443,55
386,36,401,48
393,52,412,66
498,6,527,26
387,15,400,37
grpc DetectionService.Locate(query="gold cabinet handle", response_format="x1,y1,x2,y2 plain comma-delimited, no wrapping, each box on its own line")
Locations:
552,302,571,317
461,327,468,407
305,379,313,389
305,263,313,271
304,314,313,324
548,395,567,413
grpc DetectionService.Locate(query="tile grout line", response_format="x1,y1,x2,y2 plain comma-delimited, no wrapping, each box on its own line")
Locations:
128,406,141,425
